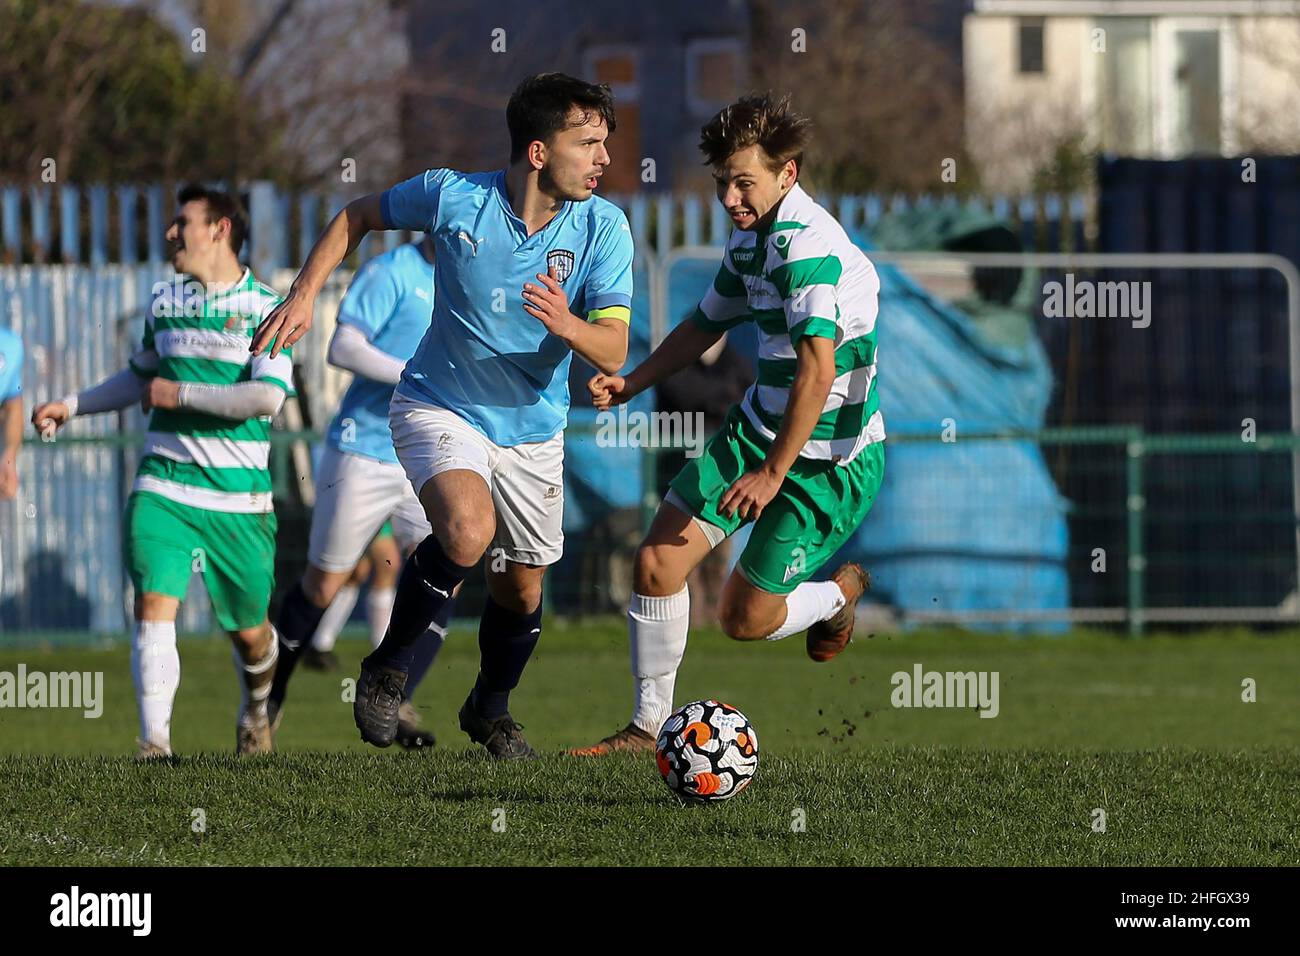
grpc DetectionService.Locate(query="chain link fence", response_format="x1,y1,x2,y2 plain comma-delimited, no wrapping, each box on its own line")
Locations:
1,252,1297,641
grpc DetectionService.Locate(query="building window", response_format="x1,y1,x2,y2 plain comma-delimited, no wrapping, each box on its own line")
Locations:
1096,17,1153,155
583,45,642,193
686,38,743,116
1018,17,1045,74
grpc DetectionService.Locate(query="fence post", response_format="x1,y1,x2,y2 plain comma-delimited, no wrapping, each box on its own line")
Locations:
29,186,51,263
629,195,649,253
145,185,165,263
655,195,674,254
682,194,702,247
1126,430,1146,637
59,185,80,262
2,187,19,263
709,197,728,244
297,192,318,265
248,180,286,278
89,185,109,265
116,185,137,265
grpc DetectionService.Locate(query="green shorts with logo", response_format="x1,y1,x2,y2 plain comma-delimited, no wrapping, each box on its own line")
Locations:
123,491,277,631
668,406,884,595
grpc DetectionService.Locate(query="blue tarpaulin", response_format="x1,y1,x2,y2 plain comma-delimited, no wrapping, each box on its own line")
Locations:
562,239,1070,631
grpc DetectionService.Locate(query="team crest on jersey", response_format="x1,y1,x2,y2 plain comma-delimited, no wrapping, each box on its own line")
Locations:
546,249,575,283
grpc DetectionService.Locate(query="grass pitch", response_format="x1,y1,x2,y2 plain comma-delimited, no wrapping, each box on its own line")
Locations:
1,623,1297,865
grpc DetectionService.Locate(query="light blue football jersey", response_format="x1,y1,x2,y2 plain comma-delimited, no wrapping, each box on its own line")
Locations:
380,167,634,446
326,242,436,464
0,328,22,403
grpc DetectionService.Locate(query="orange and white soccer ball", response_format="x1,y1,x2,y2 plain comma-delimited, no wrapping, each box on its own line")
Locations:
655,699,758,802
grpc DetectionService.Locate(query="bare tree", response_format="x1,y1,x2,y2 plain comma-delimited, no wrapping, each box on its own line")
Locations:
748,0,969,195
1232,16,1300,155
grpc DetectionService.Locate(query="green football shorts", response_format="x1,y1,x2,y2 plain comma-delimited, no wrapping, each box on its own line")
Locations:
123,491,277,631
668,405,884,595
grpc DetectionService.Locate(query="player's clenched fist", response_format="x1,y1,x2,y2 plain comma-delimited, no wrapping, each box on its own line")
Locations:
31,401,72,440
588,373,633,411
251,290,313,357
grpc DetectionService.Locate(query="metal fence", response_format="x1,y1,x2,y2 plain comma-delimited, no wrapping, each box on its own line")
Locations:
0,182,1093,271
1,251,1297,641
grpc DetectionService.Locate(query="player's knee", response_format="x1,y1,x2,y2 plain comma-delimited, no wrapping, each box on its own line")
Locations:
633,544,684,596
437,515,493,566
300,571,339,609
231,624,270,655
494,583,541,615
718,598,767,642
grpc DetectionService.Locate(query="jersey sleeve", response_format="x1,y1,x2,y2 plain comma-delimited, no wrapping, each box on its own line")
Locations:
379,168,451,232
690,253,750,332
337,257,401,342
581,212,634,320
0,336,22,401
769,230,843,343
250,298,296,397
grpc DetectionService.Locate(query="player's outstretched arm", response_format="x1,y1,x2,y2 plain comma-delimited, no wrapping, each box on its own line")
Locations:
589,316,724,410
250,193,386,358
31,367,148,439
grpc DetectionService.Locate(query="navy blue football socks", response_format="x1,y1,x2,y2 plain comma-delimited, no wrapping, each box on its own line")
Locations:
404,596,453,700
369,534,475,672
268,580,329,713
470,595,543,719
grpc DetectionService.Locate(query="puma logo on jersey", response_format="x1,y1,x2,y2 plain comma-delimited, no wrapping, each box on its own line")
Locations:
437,433,454,450
457,231,487,255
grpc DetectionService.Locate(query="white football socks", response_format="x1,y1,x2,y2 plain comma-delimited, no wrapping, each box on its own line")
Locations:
311,583,360,653
762,581,846,641
367,586,396,649
233,631,278,720
131,620,180,751
629,586,690,736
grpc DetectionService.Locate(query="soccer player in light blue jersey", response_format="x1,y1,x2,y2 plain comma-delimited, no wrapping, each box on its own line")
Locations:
0,327,22,506
267,237,450,749
1,327,23,586
253,73,634,759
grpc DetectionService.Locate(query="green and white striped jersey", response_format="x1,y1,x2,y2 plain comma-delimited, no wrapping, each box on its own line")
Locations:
128,269,293,514
692,182,884,464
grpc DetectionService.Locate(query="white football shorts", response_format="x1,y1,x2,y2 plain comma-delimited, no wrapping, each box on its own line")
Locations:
307,444,432,572
388,391,564,567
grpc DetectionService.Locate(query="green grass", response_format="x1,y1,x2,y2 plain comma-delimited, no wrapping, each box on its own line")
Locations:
1,622,1298,865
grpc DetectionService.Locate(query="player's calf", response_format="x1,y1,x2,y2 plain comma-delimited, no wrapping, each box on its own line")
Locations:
231,623,279,752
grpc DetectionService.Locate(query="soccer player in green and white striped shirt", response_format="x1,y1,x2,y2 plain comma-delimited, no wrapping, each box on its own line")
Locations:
574,94,884,756
31,186,292,758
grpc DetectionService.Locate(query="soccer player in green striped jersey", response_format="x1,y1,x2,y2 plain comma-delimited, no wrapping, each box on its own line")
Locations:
574,94,883,756
31,186,292,758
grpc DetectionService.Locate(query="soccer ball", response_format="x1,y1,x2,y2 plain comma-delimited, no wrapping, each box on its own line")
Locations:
655,699,758,802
